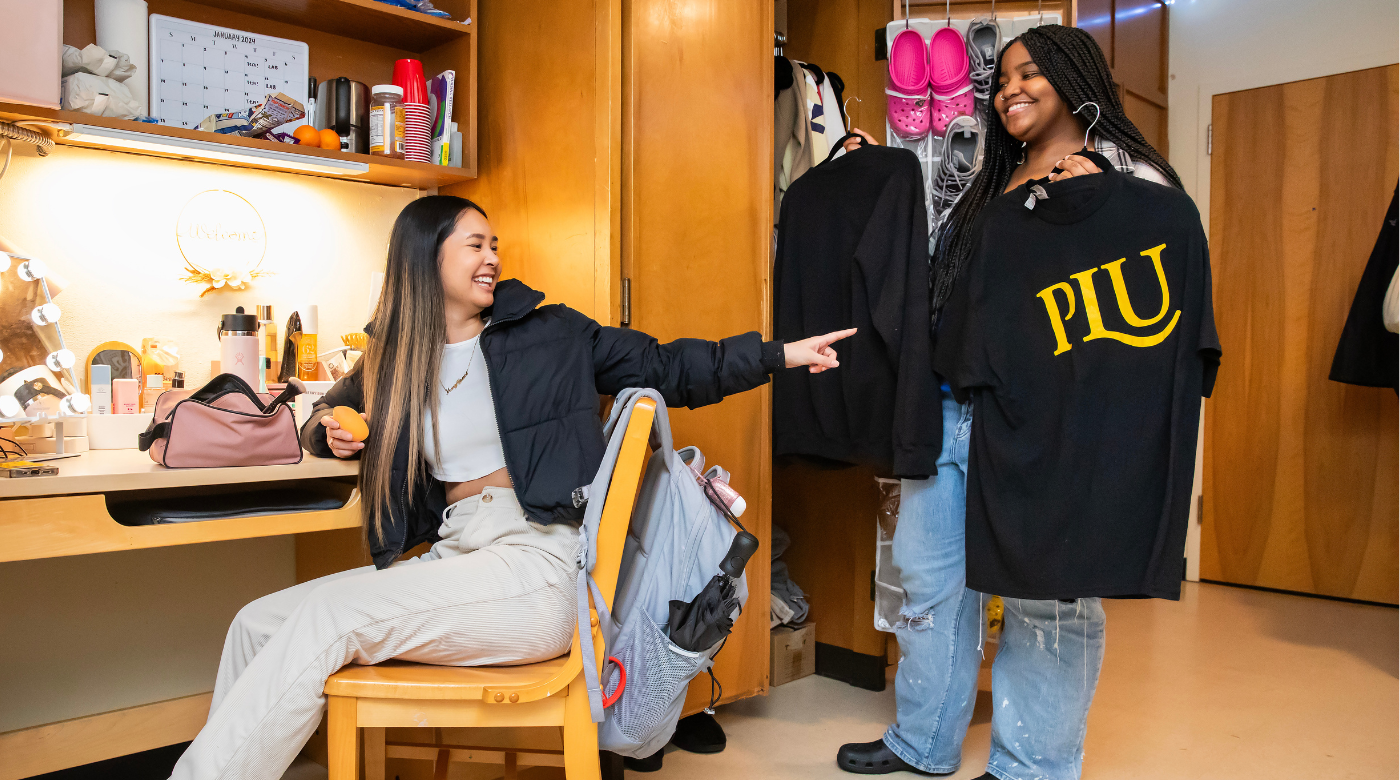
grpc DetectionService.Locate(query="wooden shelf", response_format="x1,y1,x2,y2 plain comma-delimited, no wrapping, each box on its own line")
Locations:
0,103,473,188
181,0,472,52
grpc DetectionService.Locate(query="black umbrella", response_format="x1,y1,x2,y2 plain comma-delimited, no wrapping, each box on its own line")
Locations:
667,530,760,652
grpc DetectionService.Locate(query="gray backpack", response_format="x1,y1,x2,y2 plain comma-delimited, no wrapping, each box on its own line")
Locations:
575,388,749,758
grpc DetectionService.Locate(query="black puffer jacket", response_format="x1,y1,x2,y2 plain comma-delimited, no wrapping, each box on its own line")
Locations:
301,279,784,569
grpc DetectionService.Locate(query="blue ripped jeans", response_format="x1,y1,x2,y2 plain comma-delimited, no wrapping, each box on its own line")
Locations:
882,389,1107,780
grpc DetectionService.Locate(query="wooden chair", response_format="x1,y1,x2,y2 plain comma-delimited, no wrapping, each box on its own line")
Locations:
323,398,657,780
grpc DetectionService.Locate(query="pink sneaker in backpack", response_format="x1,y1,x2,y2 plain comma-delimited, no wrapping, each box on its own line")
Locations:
886,28,931,140
929,26,974,136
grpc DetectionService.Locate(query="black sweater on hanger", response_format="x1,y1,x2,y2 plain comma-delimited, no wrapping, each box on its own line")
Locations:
772,145,941,478
1330,186,1398,391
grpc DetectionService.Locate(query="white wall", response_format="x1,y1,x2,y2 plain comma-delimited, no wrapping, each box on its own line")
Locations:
1167,0,1400,580
1169,0,1400,204
0,144,417,388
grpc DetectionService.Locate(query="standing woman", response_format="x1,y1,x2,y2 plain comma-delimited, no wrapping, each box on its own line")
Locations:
836,25,1180,780
170,196,852,780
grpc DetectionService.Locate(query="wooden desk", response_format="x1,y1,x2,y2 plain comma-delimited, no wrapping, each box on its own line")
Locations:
0,449,361,779
0,449,361,564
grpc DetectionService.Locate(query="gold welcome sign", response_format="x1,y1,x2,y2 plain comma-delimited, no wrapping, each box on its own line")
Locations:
176,189,272,297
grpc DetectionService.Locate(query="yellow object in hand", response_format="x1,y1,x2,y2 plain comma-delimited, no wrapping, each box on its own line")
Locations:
332,406,369,442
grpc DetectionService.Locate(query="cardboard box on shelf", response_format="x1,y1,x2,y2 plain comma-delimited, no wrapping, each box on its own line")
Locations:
770,622,816,687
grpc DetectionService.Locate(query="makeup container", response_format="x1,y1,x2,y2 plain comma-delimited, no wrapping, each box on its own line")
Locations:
112,378,138,414
91,364,112,414
296,305,319,381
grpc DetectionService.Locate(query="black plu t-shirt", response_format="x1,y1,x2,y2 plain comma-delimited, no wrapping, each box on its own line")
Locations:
935,158,1221,600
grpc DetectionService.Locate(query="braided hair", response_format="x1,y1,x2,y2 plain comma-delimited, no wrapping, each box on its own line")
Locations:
929,24,1181,328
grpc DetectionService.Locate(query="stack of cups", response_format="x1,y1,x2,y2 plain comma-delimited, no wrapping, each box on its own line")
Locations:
393,59,431,163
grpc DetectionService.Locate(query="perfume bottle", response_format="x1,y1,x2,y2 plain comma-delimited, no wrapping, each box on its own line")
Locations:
297,305,320,381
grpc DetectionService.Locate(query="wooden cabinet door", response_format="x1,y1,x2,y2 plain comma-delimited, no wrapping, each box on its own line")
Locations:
1202,65,1399,604
624,0,775,706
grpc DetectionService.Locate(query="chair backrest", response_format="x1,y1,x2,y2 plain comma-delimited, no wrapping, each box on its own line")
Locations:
589,397,656,615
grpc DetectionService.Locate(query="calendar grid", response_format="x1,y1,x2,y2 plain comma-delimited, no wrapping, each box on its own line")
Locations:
149,15,310,131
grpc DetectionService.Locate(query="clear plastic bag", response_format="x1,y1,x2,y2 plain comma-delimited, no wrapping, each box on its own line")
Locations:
873,477,905,632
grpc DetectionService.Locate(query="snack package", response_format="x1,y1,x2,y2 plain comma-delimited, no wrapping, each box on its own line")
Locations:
198,109,254,135
240,93,306,138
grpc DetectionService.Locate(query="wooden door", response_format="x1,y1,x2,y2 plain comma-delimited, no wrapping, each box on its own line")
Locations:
624,0,775,707
1202,65,1399,604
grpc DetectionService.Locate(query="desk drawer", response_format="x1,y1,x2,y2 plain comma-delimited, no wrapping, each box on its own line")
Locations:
0,487,361,563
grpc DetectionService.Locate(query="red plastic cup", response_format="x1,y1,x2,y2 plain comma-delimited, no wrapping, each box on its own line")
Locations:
392,59,428,104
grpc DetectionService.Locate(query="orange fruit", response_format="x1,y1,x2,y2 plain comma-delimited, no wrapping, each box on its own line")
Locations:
319,128,342,151
292,124,320,147
332,406,369,441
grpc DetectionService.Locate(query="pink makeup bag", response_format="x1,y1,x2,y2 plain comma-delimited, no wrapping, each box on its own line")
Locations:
139,374,304,468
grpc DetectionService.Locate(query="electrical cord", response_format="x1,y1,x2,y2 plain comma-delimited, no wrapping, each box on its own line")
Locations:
0,120,61,182
0,433,29,461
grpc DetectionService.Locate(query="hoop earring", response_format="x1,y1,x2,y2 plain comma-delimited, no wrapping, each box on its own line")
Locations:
1018,142,1027,165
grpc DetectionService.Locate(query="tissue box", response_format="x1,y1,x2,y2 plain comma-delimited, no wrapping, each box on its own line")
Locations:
770,623,816,687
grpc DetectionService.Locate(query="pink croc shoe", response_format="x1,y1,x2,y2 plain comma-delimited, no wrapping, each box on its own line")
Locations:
886,28,931,140
929,26,974,136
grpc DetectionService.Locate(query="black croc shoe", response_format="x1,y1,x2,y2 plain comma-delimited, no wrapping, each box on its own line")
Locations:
670,712,727,753
836,739,932,775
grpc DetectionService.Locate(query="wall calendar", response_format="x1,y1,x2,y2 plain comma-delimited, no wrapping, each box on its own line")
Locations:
148,14,310,130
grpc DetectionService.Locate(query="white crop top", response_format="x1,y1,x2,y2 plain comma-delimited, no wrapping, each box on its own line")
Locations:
422,328,508,482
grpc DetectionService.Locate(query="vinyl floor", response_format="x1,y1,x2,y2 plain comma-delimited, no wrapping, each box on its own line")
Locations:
655,581,1398,780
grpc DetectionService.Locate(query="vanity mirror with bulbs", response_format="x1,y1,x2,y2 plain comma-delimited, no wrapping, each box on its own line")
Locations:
0,248,91,457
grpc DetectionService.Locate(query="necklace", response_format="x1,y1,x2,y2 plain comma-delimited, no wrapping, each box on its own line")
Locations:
441,337,481,394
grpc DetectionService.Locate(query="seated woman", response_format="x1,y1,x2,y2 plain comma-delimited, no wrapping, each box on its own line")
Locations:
169,195,851,780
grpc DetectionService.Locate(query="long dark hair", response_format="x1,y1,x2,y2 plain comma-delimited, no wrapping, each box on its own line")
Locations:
930,24,1181,327
361,195,488,542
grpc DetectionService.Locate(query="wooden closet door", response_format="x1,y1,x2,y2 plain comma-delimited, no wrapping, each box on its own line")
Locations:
624,0,774,705
1202,65,1399,604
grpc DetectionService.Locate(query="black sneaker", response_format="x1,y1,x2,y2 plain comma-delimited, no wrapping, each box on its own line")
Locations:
670,711,727,753
836,739,936,775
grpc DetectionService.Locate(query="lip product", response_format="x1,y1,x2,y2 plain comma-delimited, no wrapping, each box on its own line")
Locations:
112,378,138,414
91,364,112,414
219,306,262,389
297,305,320,381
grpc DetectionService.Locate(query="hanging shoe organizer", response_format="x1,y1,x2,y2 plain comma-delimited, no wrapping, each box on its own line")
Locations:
883,11,1063,242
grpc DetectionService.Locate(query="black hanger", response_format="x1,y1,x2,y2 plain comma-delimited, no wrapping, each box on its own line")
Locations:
775,55,793,96
823,132,867,164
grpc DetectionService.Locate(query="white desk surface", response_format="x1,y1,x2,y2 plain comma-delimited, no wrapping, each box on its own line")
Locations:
0,449,359,500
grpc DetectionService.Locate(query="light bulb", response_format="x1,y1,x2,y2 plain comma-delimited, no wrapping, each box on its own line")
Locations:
0,252,10,272
30,303,61,326
0,395,20,419
61,393,91,415
17,258,46,281
45,349,75,371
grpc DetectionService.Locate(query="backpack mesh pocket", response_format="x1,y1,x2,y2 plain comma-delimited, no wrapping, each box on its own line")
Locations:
605,616,707,744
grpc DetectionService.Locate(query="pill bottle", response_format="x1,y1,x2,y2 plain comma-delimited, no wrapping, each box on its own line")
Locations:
369,85,406,159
